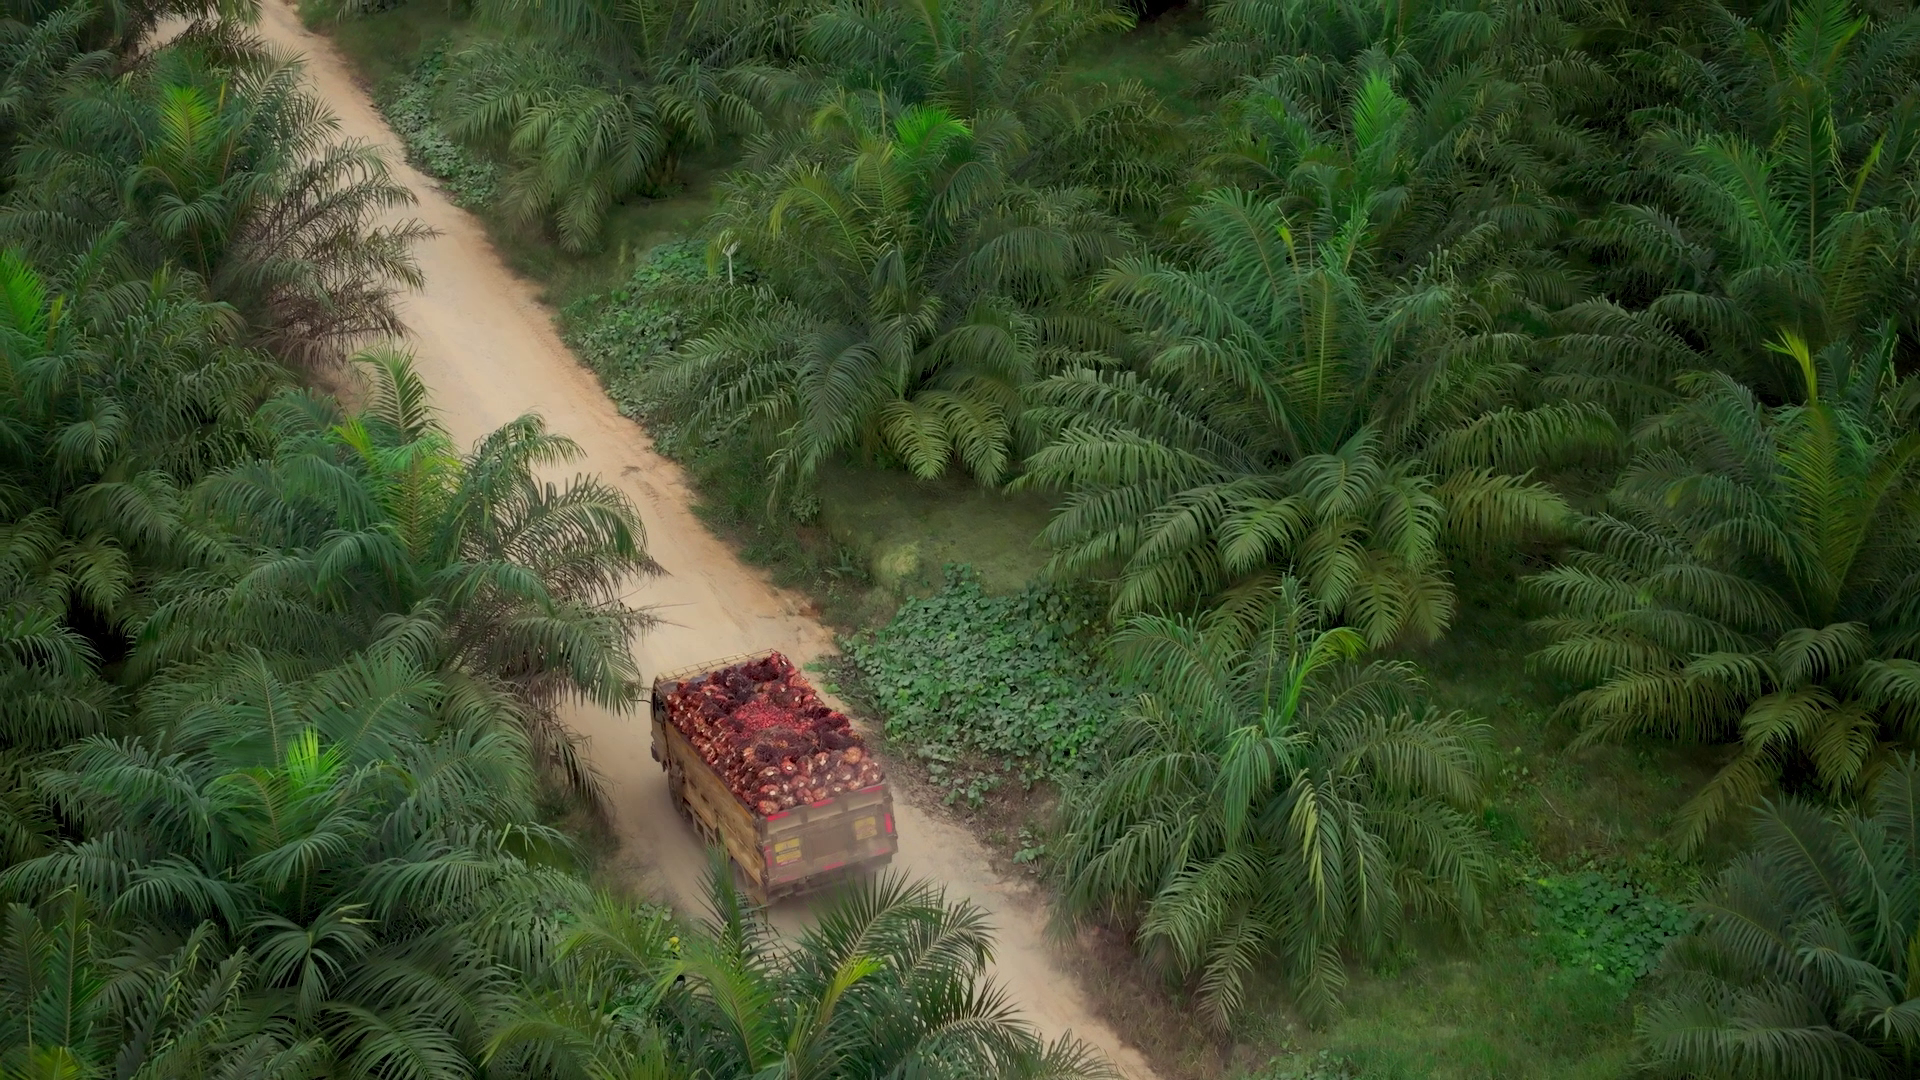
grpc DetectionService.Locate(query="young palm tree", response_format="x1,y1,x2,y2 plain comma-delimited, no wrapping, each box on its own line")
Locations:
1024,80,1186,217
646,97,1126,503
1051,579,1492,1022
1181,0,1598,101
488,862,1116,1080
1020,70,1588,643
3,42,429,367
1567,0,1920,410
0,251,282,863
141,349,660,797
1637,755,1920,1078
0,890,300,1078
1530,345,1920,851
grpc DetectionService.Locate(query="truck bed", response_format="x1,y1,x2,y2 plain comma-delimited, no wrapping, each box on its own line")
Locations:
650,657,898,905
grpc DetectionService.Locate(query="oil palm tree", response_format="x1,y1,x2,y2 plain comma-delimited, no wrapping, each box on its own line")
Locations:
2,645,590,1079
1181,0,1598,101
141,349,660,797
0,1,105,164
0,250,280,863
443,0,789,251
3,43,429,367
488,863,1116,1080
1024,80,1186,218
646,98,1125,503
798,0,1166,226
0,890,303,1079
1637,755,1920,1079
1530,344,1920,852
1051,579,1491,1022
1565,0,1920,411
1020,70,1586,642
0,236,277,866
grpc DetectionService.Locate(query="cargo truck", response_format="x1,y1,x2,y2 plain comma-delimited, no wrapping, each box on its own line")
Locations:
650,653,898,905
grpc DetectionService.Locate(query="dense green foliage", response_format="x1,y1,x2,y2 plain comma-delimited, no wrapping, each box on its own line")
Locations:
443,0,772,250
1531,356,1920,851
840,566,1128,794
4,39,429,368
0,8,1112,1079
651,101,1128,501
1052,580,1491,1022
382,44,500,206
1638,756,1920,1079
110,0,1920,1067
1528,873,1695,995
355,0,1920,1041
492,866,1115,1080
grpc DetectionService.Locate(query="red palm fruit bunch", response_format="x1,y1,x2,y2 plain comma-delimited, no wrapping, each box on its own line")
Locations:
662,652,884,815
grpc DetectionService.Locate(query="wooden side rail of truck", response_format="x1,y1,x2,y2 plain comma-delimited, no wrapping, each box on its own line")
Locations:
650,654,898,905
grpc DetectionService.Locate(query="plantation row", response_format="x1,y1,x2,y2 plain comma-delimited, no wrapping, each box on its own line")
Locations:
375,0,1920,1071
0,2,1110,1077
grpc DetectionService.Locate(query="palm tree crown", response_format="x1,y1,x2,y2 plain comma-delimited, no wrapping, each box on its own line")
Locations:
3,41,429,367
142,350,661,798
488,864,1116,1080
647,97,1125,503
1020,67,1589,642
1531,346,1920,851
1638,754,1920,1079
444,0,786,251
1567,0,1920,412
3,645,590,1079
1051,579,1491,1021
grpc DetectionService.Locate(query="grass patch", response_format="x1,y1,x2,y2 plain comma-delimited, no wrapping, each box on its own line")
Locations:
488,150,732,309
815,465,1057,595
1404,560,1726,868
1314,947,1636,1080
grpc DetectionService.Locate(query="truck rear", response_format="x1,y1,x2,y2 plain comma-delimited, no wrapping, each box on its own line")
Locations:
650,651,898,904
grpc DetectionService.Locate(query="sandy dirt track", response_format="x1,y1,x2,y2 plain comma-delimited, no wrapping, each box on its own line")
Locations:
251,4,1157,1076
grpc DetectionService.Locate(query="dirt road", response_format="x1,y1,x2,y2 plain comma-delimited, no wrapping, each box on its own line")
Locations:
252,4,1156,1075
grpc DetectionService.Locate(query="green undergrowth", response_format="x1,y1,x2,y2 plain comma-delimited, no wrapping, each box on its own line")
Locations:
301,0,457,85
836,566,1128,804
1527,872,1696,993
560,240,707,418
1206,859,1682,1079
375,43,497,206
814,465,1055,594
